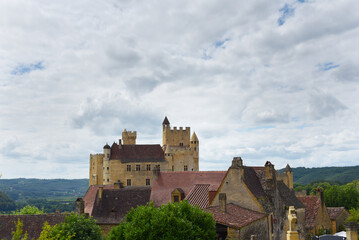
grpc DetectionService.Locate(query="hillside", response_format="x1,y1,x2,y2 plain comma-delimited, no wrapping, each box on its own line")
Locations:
278,166,359,184
0,178,89,201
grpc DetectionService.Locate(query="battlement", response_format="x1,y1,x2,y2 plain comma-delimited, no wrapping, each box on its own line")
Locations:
122,129,137,145
166,126,190,132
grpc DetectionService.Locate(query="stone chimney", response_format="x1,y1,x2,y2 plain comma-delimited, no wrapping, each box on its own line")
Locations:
219,193,227,212
98,187,103,199
316,188,324,207
265,161,274,180
74,198,84,215
345,222,358,240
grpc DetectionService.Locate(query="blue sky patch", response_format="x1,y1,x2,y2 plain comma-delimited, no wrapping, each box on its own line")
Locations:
214,38,229,48
278,4,295,26
317,62,340,71
297,0,306,3
11,61,44,75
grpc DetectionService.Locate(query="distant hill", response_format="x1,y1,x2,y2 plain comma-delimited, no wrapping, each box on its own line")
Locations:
278,166,359,185
0,178,89,201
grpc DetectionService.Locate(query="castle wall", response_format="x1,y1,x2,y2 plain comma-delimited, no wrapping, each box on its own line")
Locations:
89,154,104,186
109,160,168,186
165,147,196,171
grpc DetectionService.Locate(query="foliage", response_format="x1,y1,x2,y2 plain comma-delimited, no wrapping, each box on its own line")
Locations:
11,219,28,240
279,166,359,184
324,183,359,210
108,201,216,240
13,205,45,215
0,191,16,212
345,208,359,224
43,213,103,240
15,198,75,213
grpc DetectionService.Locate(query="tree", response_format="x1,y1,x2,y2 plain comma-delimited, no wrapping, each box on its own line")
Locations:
108,201,216,240
41,213,103,240
11,219,28,240
13,205,45,215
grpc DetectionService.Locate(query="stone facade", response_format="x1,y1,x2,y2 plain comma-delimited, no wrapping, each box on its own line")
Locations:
89,117,199,187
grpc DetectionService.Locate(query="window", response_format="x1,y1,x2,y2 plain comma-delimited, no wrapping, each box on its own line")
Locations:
127,165,131,172
146,179,150,186
146,164,151,171
107,179,109,182
136,165,140,171
173,195,179,202
127,179,131,186
107,153,110,158
155,165,160,171
184,165,188,171
107,167,109,170
172,165,174,171
194,147,196,151
179,142,183,147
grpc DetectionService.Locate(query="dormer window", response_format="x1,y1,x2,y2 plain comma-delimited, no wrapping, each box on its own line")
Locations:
171,188,185,203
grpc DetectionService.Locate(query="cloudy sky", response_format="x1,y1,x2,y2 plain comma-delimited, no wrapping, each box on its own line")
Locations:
1,0,359,179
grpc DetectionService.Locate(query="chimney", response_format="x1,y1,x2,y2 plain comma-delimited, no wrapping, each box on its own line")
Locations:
74,198,84,215
219,193,227,212
345,222,358,240
230,157,243,169
316,188,324,206
99,187,103,199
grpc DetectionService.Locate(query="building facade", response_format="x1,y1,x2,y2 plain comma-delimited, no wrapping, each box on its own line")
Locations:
89,117,199,186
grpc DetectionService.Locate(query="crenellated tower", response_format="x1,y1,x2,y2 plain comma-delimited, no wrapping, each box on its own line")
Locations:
122,129,137,145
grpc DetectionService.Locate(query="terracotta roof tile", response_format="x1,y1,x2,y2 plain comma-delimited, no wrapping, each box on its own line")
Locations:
110,143,166,163
92,186,151,224
184,184,210,209
206,203,267,229
297,196,320,228
83,185,114,216
150,171,226,207
327,207,346,220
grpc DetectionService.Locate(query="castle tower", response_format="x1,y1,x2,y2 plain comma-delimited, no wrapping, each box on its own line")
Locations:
162,116,190,147
190,132,199,171
122,129,137,145
102,143,111,185
162,116,170,146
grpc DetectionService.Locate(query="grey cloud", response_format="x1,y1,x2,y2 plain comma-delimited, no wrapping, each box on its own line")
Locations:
334,63,359,82
307,91,347,120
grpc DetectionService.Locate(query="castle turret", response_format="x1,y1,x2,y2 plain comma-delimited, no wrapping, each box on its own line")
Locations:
190,132,199,171
102,143,111,185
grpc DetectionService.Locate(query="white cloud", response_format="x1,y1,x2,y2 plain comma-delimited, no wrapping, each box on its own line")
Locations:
1,0,359,178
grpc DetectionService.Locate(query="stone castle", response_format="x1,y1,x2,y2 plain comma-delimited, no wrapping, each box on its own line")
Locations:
89,117,199,186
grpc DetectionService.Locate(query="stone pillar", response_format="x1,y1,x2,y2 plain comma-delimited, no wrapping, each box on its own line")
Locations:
219,193,226,212
345,222,358,240
287,206,299,240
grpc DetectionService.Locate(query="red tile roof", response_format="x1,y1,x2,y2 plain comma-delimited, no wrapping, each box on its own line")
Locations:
150,171,226,207
83,185,114,216
206,203,267,229
297,196,320,228
327,207,347,220
184,184,210,209
110,143,166,163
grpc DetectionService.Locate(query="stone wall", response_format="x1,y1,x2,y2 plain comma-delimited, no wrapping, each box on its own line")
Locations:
239,217,270,240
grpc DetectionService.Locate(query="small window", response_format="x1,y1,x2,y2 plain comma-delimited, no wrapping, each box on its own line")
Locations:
107,167,109,170
107,179,109,182
156,165,161,171
194,147,196,151
184,165,188,171
107,153,110,158
179,143,183,147
136,165,140,171
146,164,151,171
146,179,150,186
127,179,131,186
127,165,131,172
174,195,179,202
172,166,174,171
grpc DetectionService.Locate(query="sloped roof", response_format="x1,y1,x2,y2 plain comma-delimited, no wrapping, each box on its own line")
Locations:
327,207,347,220
150,171,226,207
163,116,170,125
298,196,320,228
83,185,114,216
277,181,305,209
206,203,267,229
91,187,151,224
184,184,210,209
110,143,166,163
243,167,267,199
0,214,66,240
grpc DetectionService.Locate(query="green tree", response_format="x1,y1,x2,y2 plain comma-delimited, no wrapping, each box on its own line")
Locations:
42,213,103,240
108,201,216,240
11,219,28,240
13,205,45,215
346,208,359,224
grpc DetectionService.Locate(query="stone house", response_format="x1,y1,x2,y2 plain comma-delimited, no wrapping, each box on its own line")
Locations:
297,190,332,237
327,207,350,234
